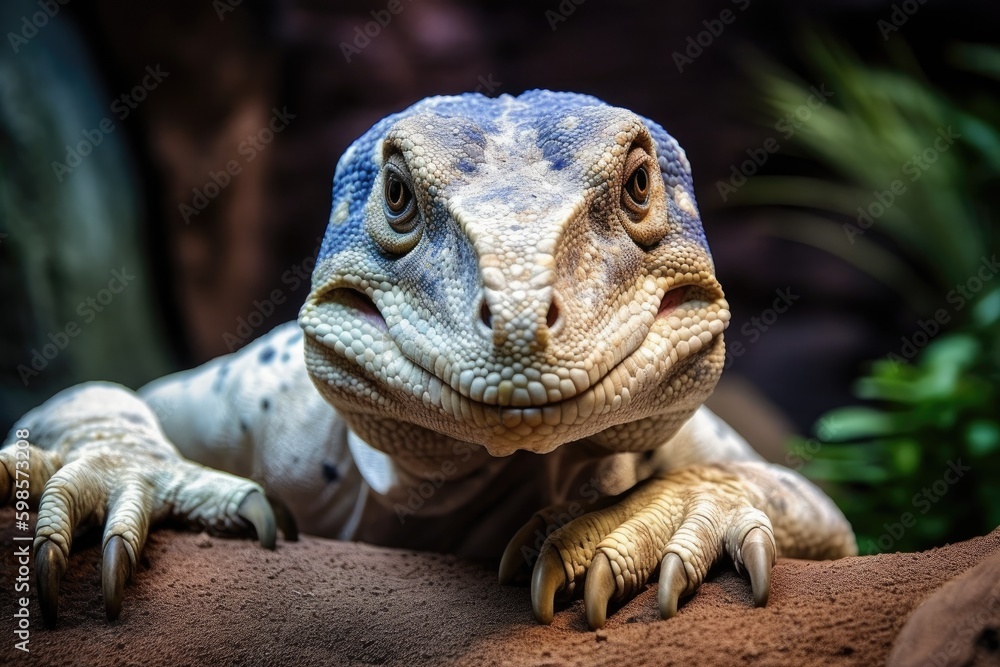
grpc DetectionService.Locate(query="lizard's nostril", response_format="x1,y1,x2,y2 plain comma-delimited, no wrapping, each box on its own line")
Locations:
546,301,561,329
480,300,494,329
478,298,560,333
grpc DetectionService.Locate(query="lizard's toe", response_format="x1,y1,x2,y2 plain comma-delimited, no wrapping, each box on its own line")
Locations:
167,461,297,545
503,466,782,629
530,548,567,625
237,490,278,549
657,552,687,619
739,526,775,607
582,551,617,629
33,459,155,625
0,442,61,505
235,491,298,546
499,513,547,586
25,452,294,626
36,539,68,627
0,460,9,504
267,493,299,542
102,535,131,621
4,384,300,627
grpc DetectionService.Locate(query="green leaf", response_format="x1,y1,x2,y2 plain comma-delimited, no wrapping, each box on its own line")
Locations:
966,420,1000,456
891,439,922,475
973,287,1000,327
815,407,902,441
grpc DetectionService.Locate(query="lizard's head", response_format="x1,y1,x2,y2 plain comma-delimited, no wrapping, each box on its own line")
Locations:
300,91,729,457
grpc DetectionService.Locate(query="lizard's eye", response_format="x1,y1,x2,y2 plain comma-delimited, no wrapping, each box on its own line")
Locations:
625,166,649,208
382,165,417,231
619,143,671,247
621,146,652,217
368,157,424,255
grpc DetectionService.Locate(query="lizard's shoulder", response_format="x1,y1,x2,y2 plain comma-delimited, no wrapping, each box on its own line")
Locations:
140,321,327,462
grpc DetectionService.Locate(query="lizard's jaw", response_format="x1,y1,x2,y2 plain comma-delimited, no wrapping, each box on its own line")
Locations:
299,282,730,457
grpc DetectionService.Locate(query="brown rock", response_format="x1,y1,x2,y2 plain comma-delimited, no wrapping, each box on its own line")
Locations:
1,510,997,666
888,547,1000,667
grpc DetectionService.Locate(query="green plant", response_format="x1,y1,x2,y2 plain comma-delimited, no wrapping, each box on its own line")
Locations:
801,292,1000,553
741,35,1000,553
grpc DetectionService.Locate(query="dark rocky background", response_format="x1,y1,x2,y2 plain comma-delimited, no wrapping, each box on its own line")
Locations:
7,0,996,438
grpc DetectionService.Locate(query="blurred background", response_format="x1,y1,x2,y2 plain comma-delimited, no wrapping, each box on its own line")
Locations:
1,0,997,553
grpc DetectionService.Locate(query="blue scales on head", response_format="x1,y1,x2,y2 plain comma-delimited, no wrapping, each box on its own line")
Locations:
318,90,706,267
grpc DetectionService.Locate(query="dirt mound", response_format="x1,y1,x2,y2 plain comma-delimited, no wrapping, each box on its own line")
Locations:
1,510,997,666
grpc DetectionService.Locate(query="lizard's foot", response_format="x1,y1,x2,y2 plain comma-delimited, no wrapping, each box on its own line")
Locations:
1,387,296,626
500,462,855,629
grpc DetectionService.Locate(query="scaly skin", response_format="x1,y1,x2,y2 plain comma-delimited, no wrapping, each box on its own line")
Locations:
2,91,856,630
301,92,727,457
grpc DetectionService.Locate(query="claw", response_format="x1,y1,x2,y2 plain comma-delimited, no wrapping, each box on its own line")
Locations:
657,552,688,619
499,515,545,584
584,552,617,630
36,540,68,627
102,536,132,621
741,527,774,607
0,462,10,504
237,491,277,550
267,494,299,542
530,548,566,625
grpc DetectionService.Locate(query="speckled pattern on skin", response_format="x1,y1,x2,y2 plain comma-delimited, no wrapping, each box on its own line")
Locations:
2,91,855,632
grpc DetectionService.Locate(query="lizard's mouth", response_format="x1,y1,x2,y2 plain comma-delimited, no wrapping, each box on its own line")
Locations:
330,288,387,329
305,284,727,437
325,284,691,335
655,285,689,318
301,279,729,453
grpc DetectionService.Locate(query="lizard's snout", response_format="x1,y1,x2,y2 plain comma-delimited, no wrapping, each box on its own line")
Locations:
475,284,564,360
477,293,562,340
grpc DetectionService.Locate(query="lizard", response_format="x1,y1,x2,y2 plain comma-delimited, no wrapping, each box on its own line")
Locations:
1,90,856,631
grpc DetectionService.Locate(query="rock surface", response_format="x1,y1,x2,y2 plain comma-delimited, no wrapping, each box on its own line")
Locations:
1,510,997,667
888,548,1000,667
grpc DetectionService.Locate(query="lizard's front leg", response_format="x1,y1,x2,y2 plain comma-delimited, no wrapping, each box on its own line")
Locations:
1,383,294,625
501,449,856,629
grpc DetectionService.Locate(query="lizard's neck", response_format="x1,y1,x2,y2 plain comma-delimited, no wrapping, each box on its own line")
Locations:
342,412,495,479
342,406,695,483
